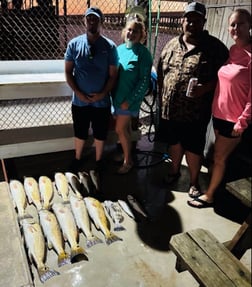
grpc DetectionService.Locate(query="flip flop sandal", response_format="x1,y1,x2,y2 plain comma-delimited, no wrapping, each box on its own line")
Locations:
188,185,203,198
187,197,214,209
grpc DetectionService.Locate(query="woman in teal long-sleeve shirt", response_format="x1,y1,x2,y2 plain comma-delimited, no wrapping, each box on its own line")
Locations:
112,16,153,174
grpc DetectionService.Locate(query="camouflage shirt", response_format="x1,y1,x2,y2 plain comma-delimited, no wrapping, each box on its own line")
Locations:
158,31,229,122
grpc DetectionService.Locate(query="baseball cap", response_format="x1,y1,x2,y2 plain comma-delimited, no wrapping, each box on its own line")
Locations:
85,7,104,21
184,2,206,17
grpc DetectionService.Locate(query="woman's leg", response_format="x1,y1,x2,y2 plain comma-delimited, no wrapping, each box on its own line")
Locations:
189,132,241,206
185,151,202,187
115,114,132,165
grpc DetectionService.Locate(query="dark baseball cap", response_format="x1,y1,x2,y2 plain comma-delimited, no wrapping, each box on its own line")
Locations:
184,2,206,17
85,7,104,21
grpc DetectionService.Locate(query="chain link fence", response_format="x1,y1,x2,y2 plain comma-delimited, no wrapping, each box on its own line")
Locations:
0,1,186,140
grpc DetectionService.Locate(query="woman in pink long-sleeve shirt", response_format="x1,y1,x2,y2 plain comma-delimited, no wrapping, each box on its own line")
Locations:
188,8,251,208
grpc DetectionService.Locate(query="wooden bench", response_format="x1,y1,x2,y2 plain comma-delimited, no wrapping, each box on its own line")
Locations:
169,228,251,287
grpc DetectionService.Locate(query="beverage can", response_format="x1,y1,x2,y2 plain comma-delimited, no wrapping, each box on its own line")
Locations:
186,77,198,97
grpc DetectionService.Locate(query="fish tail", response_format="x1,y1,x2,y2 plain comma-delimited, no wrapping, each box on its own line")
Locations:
114,224,126,232
42,202,51,210
105,232,123,245
70,246,88,263
58,252,71,267
38,267,60,283
86,235,103,248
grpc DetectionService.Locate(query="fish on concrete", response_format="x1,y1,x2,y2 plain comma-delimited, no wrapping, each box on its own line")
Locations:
9,179,31,220
24,176,42,211
127,195,148,218
65,172,83,199
38,176,54,210
84,197,122,245
104,200,126,231
78,171,92,195
39,209,71,267
52,202,88,262
118,199,135,220
21,218,60,283
89,169,100,192
54,172,69,203
70,195,103,248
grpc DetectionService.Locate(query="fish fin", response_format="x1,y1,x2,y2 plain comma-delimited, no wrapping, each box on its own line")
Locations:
86,236,103,248
70,246,88,263
18,212,33,221
47,240,53,250
105,233,123,245
114,224,126,232
58,252,71,267
38,267,60,283
63,200,70,204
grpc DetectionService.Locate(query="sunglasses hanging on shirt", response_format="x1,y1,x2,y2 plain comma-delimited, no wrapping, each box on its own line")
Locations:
88,45,95,59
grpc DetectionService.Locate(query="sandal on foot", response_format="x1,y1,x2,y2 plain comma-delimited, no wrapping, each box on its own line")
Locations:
117,162,133,174
187,197,213,209
188,185,202,198
163,172,181,184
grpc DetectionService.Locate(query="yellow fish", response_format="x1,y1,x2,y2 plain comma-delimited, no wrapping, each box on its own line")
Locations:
54,172,69,203
21,218,59,283
38,176,54,210
24,177,42,210
84,197,122,245
52,202,88,262
39,209,71,267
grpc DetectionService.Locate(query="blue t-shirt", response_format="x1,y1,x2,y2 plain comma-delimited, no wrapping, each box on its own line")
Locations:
65,34,119,107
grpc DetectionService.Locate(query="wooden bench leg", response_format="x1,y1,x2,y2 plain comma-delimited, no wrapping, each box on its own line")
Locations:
226,214,251,259
175,257,187,273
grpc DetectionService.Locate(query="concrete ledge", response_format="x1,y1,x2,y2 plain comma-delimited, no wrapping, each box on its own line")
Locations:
0,182,33,287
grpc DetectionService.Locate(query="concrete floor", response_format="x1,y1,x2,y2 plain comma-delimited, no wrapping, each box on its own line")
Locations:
0,136,251,287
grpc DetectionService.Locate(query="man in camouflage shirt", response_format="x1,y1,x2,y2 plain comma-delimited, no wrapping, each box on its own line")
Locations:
157,2,229,197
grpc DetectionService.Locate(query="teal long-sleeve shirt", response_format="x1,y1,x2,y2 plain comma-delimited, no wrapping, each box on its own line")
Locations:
112,42,153,112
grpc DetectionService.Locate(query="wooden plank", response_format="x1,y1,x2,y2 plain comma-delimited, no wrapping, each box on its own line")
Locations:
187,229,251,287
169,231,236,287
226,178,251,208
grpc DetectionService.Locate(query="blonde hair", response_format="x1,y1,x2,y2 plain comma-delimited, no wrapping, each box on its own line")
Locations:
121,15,147,44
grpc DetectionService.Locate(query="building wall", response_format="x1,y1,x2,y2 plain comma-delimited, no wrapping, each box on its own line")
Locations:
203,0,251,48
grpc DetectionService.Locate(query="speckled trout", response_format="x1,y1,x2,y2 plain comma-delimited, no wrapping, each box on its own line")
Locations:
39,209,71,267
21,218,60,283
70,195,103,248
52,202,88,262
54,172,69,203
24,176,42,210
104,200,126,231
78,171,92,195
65,172,83,199
9,179,31,220
38,176,54,210
84,197,122,245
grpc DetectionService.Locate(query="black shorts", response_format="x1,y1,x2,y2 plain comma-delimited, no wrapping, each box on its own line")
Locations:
157,118,208,155
72,105,111,141
212,117,237,138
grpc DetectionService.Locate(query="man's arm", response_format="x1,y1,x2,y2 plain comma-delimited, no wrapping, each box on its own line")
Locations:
89,65,119,101
65,60,91,103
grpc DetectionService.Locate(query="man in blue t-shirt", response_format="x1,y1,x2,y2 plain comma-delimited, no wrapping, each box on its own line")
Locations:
65,7,119,172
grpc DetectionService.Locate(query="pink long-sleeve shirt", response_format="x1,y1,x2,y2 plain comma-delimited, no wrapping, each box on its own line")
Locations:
212,44,251,132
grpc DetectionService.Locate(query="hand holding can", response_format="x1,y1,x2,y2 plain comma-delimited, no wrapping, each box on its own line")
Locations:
186,78,198,98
